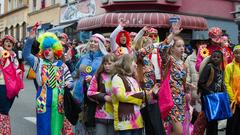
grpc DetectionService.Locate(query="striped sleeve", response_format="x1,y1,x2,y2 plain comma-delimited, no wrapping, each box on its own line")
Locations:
63,64,74,88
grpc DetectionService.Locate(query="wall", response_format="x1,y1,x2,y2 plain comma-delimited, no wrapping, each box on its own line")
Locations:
28,4,61,27
179,0,234,20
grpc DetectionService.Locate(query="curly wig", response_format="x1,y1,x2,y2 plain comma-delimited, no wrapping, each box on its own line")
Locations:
116,30,131,52
38,32,63,58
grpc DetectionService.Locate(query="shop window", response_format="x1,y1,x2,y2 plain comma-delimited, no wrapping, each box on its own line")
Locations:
41,0,46,9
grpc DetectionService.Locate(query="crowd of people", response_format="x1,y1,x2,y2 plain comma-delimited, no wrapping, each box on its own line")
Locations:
0,19,239,135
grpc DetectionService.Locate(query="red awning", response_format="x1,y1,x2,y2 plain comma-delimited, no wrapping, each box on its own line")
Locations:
77,13,208,31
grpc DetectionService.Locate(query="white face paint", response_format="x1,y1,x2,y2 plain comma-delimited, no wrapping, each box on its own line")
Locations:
43,48,54,62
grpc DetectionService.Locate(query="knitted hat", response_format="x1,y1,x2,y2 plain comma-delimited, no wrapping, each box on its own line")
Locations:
1,35,16,45
208,27,223,43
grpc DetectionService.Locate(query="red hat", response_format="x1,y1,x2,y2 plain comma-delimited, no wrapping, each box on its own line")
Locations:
208,27,223,43
1,35,16,45
59,33,68,40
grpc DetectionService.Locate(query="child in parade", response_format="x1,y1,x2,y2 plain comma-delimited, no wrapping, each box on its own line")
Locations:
87,54,117,135
198,50,225,135
23,31,74,135
225,45,240,135
73,33,108,135
161,36,187,135
134,36,165,135
0,35,23,134
111,54,160,135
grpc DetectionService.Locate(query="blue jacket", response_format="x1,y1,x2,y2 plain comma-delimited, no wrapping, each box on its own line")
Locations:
73,50,104,104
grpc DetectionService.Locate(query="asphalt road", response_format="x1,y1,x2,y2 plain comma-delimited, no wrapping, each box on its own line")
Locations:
9,70,36,135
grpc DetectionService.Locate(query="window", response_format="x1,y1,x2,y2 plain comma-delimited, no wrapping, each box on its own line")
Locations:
51,0,56,5
8,0,12,11
10,26,14,37
33,0,36,11
41,0,46,9
18,0,23,7
65,0,68,4
5,27,8,35
22,22,26,39
16,24,20,40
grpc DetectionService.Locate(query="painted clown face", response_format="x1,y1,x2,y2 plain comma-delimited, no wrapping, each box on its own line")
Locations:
43,48,55,61
3,39,13,51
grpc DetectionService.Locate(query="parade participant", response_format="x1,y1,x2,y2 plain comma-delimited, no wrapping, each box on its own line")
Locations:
130,32,137,43
105,38,111,53
59,33,74,73
23,31,74,135
225,45,240,135
111,54,144,135
198,50,225,135
195,27,233,72
73,33,108,135
0,35,23,134
87,54,117,135
110,19,132,56
161,36,187,135
134,36,166,135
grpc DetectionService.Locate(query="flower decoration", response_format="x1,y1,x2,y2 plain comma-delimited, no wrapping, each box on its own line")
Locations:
2,50,10,59
200,48,210,58
117,47,124,55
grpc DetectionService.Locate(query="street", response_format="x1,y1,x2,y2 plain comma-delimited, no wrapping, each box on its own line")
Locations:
9,68,36,135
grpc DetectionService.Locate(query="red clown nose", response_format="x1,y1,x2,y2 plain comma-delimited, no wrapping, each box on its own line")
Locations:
44,49,50,56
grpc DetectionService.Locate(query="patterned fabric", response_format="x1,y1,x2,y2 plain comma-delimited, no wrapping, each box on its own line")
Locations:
0,114,11,135
62,118,74,135
135,43,157,103
166,56,187,123
191,111,207,135
87,73,113,120
111,75,144,131
48,64,56,88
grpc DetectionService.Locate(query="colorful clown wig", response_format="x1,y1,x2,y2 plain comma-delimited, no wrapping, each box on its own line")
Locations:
37,32,63,58
116,30,132,52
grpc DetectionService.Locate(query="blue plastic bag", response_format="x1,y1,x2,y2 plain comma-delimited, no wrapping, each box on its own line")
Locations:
203,92,232,122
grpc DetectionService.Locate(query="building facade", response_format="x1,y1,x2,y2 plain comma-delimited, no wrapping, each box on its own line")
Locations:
77,0,240,44
0,0,28,40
